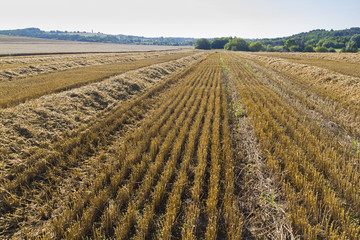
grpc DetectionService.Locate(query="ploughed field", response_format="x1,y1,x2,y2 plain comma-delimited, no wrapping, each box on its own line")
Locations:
0,50,359,239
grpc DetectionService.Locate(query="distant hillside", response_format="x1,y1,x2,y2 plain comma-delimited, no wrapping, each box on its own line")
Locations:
0,28,196,46
258,28,360,48
2,27,360,50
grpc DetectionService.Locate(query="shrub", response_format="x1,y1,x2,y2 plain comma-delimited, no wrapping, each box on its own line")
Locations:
224,38,249,51
249,41,265,52
194,38,211,50
211,38,230,49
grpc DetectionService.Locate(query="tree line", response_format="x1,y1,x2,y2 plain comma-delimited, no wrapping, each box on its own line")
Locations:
0,28,196,46
2,27,359,52
195,36,360,52
195,28,360,52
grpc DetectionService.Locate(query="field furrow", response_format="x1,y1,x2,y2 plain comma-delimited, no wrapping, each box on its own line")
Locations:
220,54,292,239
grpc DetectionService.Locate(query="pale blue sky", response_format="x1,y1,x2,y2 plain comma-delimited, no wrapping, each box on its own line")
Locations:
1,0,359,38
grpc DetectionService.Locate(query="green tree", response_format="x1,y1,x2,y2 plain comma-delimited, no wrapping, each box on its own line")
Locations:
350,34,360,46
305,39,318,46
303,45,315,52
194,38,211,50
284,38,297,50
315,46,328,52
266,44,275,52
249,41,265,52
289,45,301,52
224,38,249,51
211,37,230,49
273,46,285,52
345,40,358,52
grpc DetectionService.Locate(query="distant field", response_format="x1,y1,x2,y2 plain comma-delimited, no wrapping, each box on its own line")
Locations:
1,50,360,239
0,35,191,55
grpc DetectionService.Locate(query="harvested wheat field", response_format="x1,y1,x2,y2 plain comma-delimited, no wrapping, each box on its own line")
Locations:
1,50,360,239
0,35,190,56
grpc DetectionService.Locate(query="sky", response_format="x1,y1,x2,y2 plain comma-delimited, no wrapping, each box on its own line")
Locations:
1,0,360,38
